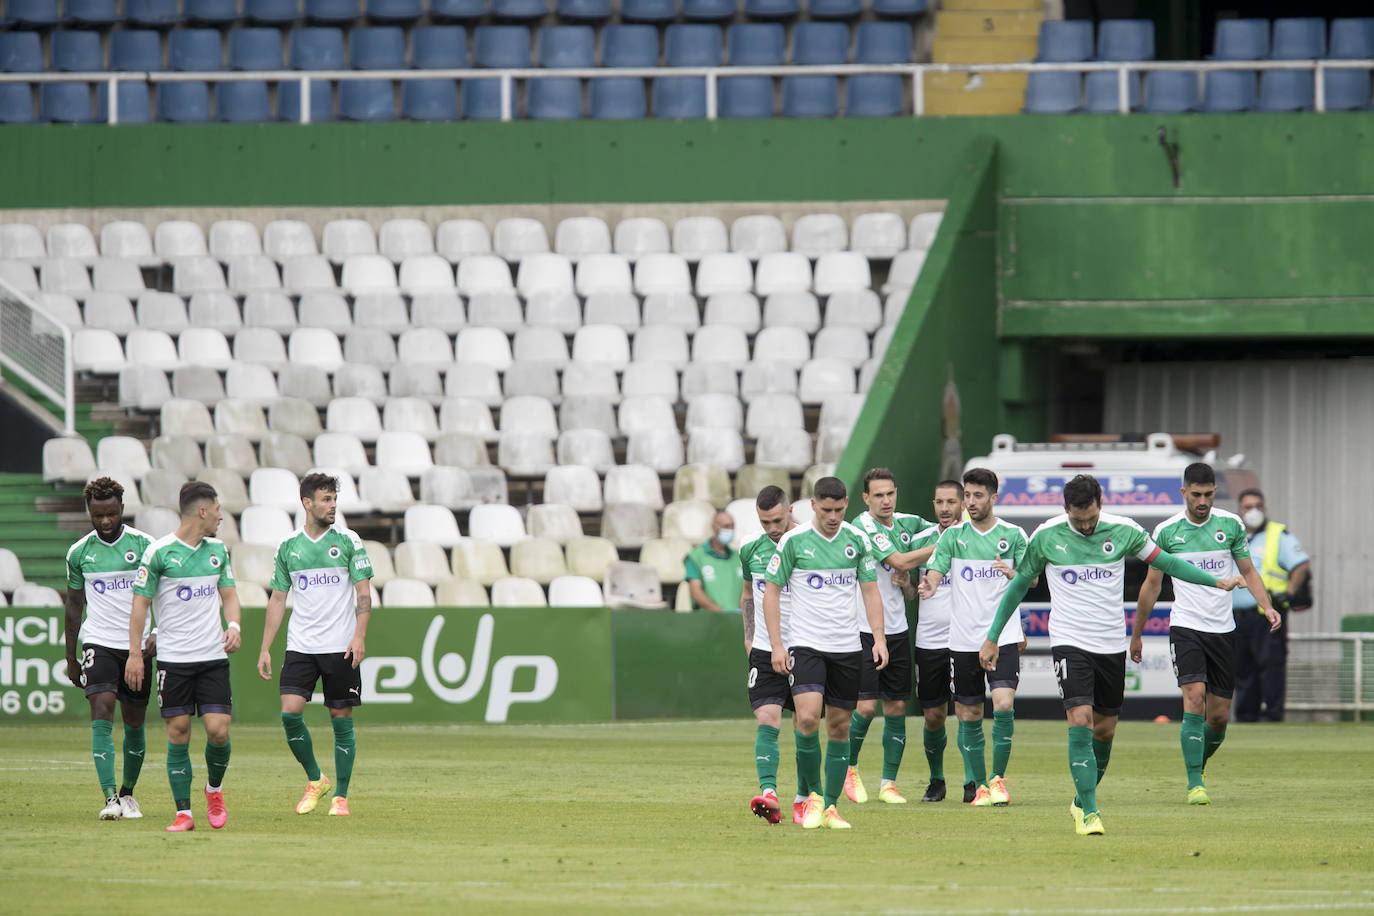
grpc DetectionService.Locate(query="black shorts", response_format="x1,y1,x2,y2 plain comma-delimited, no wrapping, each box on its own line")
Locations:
859,630,913,702
914,646,952,708
789,645,862,711
157,659,232,718
1052,645,1126,716
1170,626,1236,699
746,648,794,711
951,644,1020,705
79,643,152,707
281,650,363,709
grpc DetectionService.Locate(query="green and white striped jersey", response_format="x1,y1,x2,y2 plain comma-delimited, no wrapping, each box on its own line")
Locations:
1017,512,1160,654
854,510,935,636
1152,509,1249,634
269,526,373,654
926,518,1028,651
913,524,951,650
133,534,236,663
66,526,154,651
739,531,791,653
765,521,885,653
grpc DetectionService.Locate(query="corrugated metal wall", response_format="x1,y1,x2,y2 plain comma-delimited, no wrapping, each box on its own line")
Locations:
1104,359,1374,634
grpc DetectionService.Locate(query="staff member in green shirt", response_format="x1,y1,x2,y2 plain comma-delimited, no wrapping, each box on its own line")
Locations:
685,511,744,612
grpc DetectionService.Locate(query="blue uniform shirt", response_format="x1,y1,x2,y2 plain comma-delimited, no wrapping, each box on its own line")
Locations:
1233,526,1310,609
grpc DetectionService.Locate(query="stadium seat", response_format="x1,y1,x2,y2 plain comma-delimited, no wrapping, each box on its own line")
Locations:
51,31,102,72
378,219,434,263
557,0,609,19
734,463,790,502
434,219,489,261
44,437,98,486
1257,70,1314,111
583,290,639,328
492,218,548,262
246,467,299,513
1024,71,1081,113
682,0,732,20
489,576,545,607
558,536,613,582
153,220,206,260
667,23,721,61
306,0,359,22
693,253,752,298
516,253,575,298
0,33,42,77
872,0,924,16
850,212,905,259
782,74,838,117
125,0,179,25
1211,18,1268,60
661,498,715,543
557,428,616,473
792,214,846,258
739,361,797,403
135,506,182,539
671,216,728,262
215,398,270,442
227,32,284,75
730,215,786,260
229,256,282,294
368,0,422,20
172,257,227,295
96,435,152,483
885,248,925,293
171,29,224,72
432,577,486,606
396,541,451,587
682,365,738,402
240,505,294,547
1083,71,1141,112
245,0,299,20
0,262,38,296
544,465,603,513
142,467,189,511
419,466,475,510
1273,17,1326,58
847,74,903,117
40,84,95,124
375,430,434,477
510,537,568,584
1097,19,1154,61
382,578,436,607
854,22,910,63
110,31,164,72
562,365,620,404
685,392,743,432
150,435,205,478
40,259,91,298
632,253,691,297
813,251,870,295
67,0,120,23
602,561,667,609
1200,71,1257,112
699,292,758,335
825,289,883,332
333,363,386,408
806,0,858,17
672,464,731,508
686,428,744,472
312,432,369,476
599,502,658,550
601,463,663,510
1325,19,1374,109
430,0,484,19
260,432,312,475
554,217,611,262
1037,20,1093,62
172,366,226,405
120,366,172,411
1,225,44,262
545,575,601,606
383,396,440,437
1144,71,1199,112
792,22,848,65
402,504,463,547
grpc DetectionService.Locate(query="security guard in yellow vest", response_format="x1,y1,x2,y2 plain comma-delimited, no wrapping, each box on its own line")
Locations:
1232,489,1311,722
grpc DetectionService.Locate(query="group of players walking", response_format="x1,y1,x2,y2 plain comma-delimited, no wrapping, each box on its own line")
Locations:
741,464,1281,834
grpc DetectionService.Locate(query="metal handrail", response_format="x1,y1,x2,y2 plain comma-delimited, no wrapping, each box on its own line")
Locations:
1287,631,1369,718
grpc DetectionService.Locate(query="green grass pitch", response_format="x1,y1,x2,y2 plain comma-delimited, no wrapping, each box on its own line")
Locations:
2,718,1371,914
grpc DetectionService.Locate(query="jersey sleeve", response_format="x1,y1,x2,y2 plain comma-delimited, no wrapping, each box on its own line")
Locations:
1127,524,1159,562
926,528,954,575
268,540,291,593
738,542,753,583
855,529,879,583
133,543,160,598
1228,521,1251,560
1009,528,1029,566
65,541,83,590
347,531,374,583
216,544,236,588
764,538,792,587
1019,534,1049,579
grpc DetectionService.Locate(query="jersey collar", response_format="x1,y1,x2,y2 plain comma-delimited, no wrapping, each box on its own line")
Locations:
95,525,126,546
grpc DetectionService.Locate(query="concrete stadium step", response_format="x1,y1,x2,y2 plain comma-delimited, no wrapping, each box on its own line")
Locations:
932,36,1039,63
924,71,1029,114
936,10,1043,39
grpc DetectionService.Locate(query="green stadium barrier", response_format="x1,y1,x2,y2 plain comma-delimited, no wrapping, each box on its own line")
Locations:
612,609,744,719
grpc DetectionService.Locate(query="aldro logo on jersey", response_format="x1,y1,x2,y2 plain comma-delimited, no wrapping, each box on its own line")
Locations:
91,578,133,595
960,566,1006,582
298,572,343,591
1060,568,1113,585
806,572,856,589
175,584,217,601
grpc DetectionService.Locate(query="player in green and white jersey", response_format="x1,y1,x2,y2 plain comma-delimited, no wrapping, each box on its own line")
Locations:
981,475,1242,836
126,482,242,834
920,468,1028,809
739,485,799,825
1130,463,1279,805
844,468,938,807
912,480,964,803
63,477,155,821
257,473,374,818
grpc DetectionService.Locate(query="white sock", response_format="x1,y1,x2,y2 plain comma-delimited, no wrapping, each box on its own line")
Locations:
177,808,192,816
794,794,807,804
206,784,222,793
881,779,895,788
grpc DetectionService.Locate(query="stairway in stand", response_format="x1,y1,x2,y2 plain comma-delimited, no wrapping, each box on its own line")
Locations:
0,473,86,593
927,0,1044,115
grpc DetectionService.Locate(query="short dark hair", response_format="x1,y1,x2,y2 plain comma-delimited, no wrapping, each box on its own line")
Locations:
300,472,339,501
934,479,964,499
179,480,218,515
83,476,124,506
1237,487,1265,504
813,476,847,502
862,467,895,494
1182,462,1215,487
756,485,787,511
962,467,999,493
1062,474,1102,510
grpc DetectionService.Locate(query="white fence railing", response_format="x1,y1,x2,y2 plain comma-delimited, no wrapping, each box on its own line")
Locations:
1287,632,1372,720
0,58,1370,121
0,278,76,437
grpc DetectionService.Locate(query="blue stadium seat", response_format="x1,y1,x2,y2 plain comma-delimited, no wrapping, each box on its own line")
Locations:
719,75,772,117
279,78,334,119
229,28,285,69
1199,70,1255,111
1096,19,1153,61
540,25,595,67
170,29,225,70
807,0,860,20
185,0,241,24
0,85,35,123
1210,18,1268,60
401,77,459,119
528,80,582,118
461,79,502,118
0,33,43,72
217,81,272,120
7,0,63,27
1257,71,1313,111
619,0,674,21
744,0,798,20
682,0,734,22
1083,70,1139,111
854,21,910,63
305,0,359,23
1142,70,1198,112
1036,20,1092,62
792,22,848,64
1271,17,1325,59
412,26,468,68
871,0,924,18
603,25,658,66
97,82,153,121
289,26,346,67
110,31,164,70
1022,71,1080,113
367,0,423,22
66,0,120,25
40,84,94,122
845,73,901,116
728,23,783,64
557,0,610,20
665,24,722,66
475,25,531,67
350,26,405,67
245,0,300,23
491,0,547,20
781,74,837,116
340,81,395,119
51,31,103,71
652,77,706,118
157,82,212,120
430,0,485,19
589,76,645,117
1324,19,1374,111
126,0,181,26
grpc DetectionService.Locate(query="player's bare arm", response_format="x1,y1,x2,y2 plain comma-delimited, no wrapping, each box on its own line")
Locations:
763,581,788,674
258,588,288,678
125,593,150,691
220,586,243,654
917,568,941,600
882,543,937,572
1131,566,1165,664
63,587,86,688
1234,556,1282,633
860,580,889,670
346,579,371,669
740,581,755,653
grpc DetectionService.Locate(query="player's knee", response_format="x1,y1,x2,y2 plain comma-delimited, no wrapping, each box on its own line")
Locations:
856,700,878,719
883,699,906,717
89,693,115,721
923,707,946,729
794,711,821,733
1093,722,1116,742
755,707,782,729
120,705,146,728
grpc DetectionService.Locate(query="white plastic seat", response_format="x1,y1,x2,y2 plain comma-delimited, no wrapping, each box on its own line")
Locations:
192,468,250,515
813,327,869,366
548,574,603,607
172,256,227,295
799,358,857,404
0,261,38,293
259,431,312,475
341,254,397,295
454,327,513,371
791,213,847,258
613,217,670,262
332,362,387,406
690,324,750,370
686,428,745,472
553,216,611,260
287,328,344,372
824,289,883,333
208,220,261,260
0,224,44,261
214,398,269,442
227,255,281,294
73,328,128,373
571,324,630,369
641,292,700,333
297,293,352,333
497,431,556,477
639,537,690,584
577,295,636,337
859,357,879,392
819,393,865,435
100,221,158,265
172,366,225,405
12,584,63,607
625,428,684,474
382,578,436,607
851,212,906,259
695,252,753,297
240,504,294,547
630,324,688,370
403,504,463,546
559,395,616,436
700,292,760,335
411,292,466,333
884,249,926,294
395,541,450,586
187,292,242,337
125,328,182,370
524,291,581,334
511,534,571,582
576,255,634,298
680,362,738,400
730,215,786,260
873,324,895,361
751,326,808,369
154,220,208,260
814,427,847,463
603,463,664,509
439,397,498,441
135,291,189,333
233,328,288,370
468,503,526,546
150,435,204,478
436,219,491,261
725,497,763,543
343,326,399,369
446,364,503,407
134,505,180,539
499,394,558,437
435,577,490,606
633,253,691,296
556,429,615,473
360,539,395,588
420,465,476,510
467,292,524,334
95,435,151,482
543,465,603,513
564,535,618,582
739,361,797,403
468,465,510,505
883,291,909,326
754,252,812,297
47,223,99,263
383,397,439,438
909,212,942,250
119,365,172,411
456,255,515,296
326,397,382,442
263,219,318,261
322,219,377,264
39,258,92,297
661,498,716,543
491,576,547,607
242,292,297,334
618,395,676,436
673,464,730,512
178,328,233,370
601,502,659,549
397,328,454,371
685,393,743,432
91,258,145,298
399,254,455,294
515,252,575,300
379,218,434,263
672,215,729,262
34,293,82,329
745,393,804,436
813,251,871,296
562,363,620,403
375,430,434,477
246,467,300,512
312,432,370,476
622,361,678,401
281,255,337,295
493,217,549,262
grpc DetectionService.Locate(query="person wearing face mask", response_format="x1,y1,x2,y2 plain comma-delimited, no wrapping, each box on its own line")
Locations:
685,510,744,613
1232,488,1311,723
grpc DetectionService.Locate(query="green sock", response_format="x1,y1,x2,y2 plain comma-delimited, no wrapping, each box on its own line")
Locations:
822,738,849,808
205,739,231,789
121,723,145,792
957,719,987,787
848,711,872,767
332,718,356,798
1180,712,1206,789
991,709,1015,778
923,723,946,781
282,712,322,781
1093,737,1113,787
881,715,905,782
91,719,116,798
166,741,192,811
1203,723,1226,765
754,724,780,792
1068,726,1098,815
795,730,821,799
